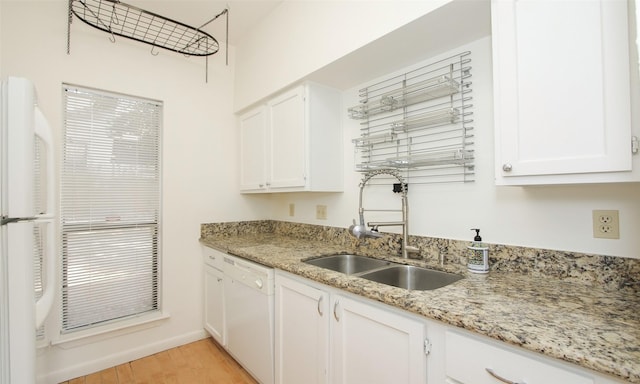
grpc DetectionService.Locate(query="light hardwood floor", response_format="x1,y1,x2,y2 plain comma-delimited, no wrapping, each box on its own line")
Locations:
59,338,258,384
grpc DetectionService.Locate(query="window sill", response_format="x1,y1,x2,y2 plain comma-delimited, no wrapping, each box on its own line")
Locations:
51,311,170,349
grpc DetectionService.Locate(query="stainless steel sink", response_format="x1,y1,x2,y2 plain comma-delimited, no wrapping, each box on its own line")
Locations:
304,254,392,275
358,265,463,290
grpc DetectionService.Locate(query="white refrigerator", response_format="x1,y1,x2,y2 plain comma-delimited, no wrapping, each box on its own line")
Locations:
0,77,56,384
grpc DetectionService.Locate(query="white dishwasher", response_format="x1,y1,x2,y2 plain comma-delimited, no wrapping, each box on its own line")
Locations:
223,254,275,384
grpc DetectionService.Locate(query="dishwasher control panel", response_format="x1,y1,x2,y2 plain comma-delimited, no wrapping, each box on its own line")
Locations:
223,254,274,295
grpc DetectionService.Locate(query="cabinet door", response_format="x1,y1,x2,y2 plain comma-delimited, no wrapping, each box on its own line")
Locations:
204,264,224,345
446,331,593,384
268,87,307,189
275,274,329,384
331,295,426,384
492,0,632,184
239,106,268,191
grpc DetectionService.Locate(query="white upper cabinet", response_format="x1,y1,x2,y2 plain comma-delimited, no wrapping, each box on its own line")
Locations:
492,0,636,185
268,87,307,189
239,83,343,193
239,106,268,191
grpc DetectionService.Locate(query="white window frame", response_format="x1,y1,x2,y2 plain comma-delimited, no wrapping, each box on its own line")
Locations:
60,84,162,335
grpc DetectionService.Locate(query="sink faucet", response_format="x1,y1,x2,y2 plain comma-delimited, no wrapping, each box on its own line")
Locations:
348,169,419,259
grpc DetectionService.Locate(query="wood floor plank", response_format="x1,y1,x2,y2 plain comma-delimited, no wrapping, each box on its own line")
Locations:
166,345,197,382
61,337,258,384
84,371,101,384
99,367,119,384
130,353,163,384
115,364,134,384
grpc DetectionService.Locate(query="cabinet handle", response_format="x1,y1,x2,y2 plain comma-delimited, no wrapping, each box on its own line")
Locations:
333,300,340,322
485,368,526,384
317,296,323,316
502,163,513,172
217,277,222,282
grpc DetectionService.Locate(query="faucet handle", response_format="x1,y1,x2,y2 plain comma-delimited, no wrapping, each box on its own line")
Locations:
349,222,365,238
349,221,384,239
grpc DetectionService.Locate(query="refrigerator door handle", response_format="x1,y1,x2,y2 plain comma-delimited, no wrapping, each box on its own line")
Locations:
33,107,56,328
33,107,54,220
34,218,55,329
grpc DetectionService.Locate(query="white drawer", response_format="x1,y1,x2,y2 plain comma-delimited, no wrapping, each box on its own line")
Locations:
202,246,225,270
445,331,593,384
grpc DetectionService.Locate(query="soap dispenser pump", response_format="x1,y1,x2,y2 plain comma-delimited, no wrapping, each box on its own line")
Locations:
467,228,489,274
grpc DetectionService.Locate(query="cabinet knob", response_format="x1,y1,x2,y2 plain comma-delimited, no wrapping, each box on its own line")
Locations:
502,163,513,172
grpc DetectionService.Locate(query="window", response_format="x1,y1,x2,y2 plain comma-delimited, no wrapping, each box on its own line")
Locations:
61,85,161,333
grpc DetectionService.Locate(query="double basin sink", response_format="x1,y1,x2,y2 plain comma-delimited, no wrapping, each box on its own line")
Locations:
304,254,462,291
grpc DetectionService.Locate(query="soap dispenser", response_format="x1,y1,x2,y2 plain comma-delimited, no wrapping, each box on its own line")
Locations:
467,228,489,274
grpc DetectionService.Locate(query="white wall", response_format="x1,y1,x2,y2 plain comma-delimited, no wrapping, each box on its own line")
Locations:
233,0,450,111
267,36,640,259
0,1,268,382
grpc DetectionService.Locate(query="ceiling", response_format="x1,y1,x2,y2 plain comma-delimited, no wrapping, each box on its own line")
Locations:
124,0,282,47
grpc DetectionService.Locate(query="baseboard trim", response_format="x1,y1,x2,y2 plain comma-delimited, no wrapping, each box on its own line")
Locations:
38,329,208,384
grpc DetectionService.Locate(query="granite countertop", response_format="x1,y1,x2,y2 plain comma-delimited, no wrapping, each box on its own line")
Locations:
200,232,640,383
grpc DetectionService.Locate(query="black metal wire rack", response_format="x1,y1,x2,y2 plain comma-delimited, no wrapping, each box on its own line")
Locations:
68,0,223,57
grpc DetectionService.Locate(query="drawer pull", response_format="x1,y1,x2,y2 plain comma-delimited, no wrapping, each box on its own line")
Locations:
485,368,526,384
317,296,323,316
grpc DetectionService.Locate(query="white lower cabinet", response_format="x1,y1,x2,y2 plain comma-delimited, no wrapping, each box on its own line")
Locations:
331,294,426,384
275,272,329,384
232,267,628,384
275,271,427,384
446,331,592,384
445,330,628,384
202,247,225,346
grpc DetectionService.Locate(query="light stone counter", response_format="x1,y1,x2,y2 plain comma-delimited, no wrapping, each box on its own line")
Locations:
200,221,640,383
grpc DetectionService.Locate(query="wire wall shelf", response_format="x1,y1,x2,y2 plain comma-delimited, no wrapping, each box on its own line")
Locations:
349,51,475,185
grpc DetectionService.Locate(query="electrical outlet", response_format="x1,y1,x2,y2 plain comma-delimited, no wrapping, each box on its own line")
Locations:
289,203,295,217
316,205,327,220
592,210,619,239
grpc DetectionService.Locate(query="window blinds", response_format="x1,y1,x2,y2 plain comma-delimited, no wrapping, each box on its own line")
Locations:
61,85,161,332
